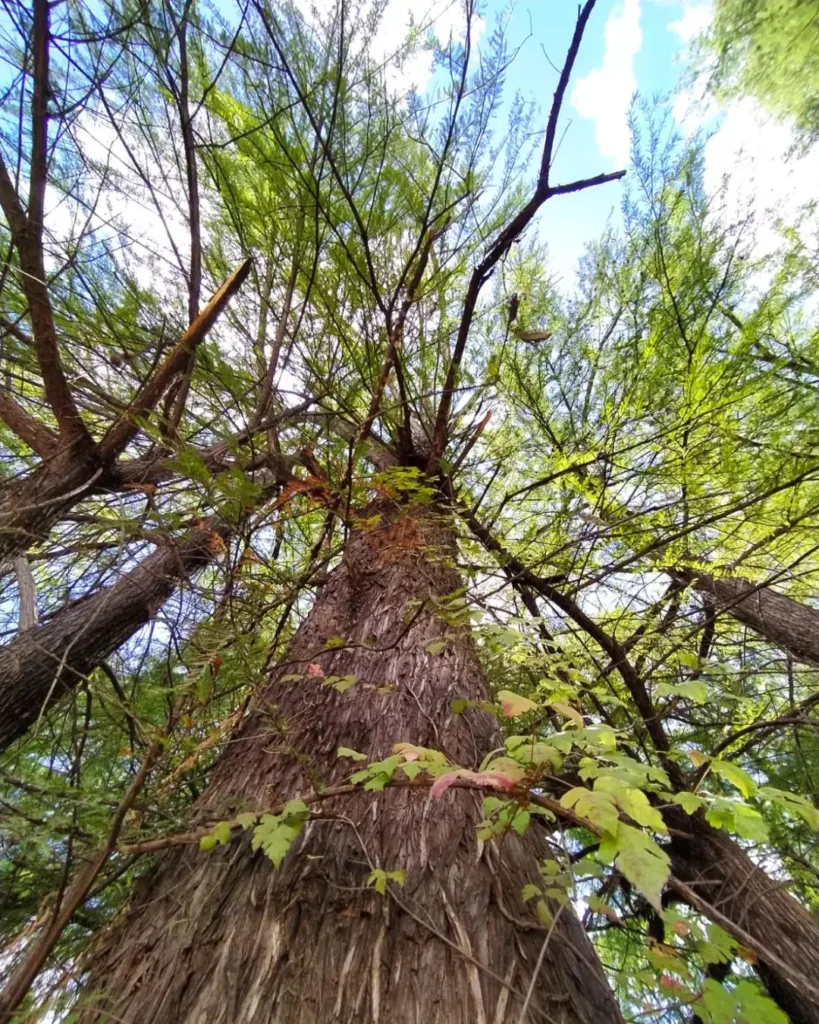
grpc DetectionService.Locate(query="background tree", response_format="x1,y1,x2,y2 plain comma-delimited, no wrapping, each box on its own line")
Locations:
697,0,819,145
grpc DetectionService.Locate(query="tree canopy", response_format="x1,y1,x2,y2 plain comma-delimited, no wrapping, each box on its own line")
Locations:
0,1,818,1022
700,0,819,144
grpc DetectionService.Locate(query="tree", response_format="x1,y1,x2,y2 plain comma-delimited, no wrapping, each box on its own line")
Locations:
1,2,819,1023
699,0,819,144
77,496,623,1022
0,1,625,1021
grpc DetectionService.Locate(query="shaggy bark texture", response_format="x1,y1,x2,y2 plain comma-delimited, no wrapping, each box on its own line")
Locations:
681,568,819,668
80,499,622,1024
672,819,819,1024
0,443,104,563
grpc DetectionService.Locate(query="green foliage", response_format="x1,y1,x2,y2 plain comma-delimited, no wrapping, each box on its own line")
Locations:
2,0,819,1019
695,978,788,1024
702,0,819,144
366,868,407,895
250,801,311,869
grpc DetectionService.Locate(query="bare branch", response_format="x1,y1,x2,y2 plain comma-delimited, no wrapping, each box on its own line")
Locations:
0,2,92,445
13,555,38,631
428,0,624,468
99,257,252,460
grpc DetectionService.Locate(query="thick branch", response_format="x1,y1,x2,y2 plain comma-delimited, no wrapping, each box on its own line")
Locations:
99,258,252,460
0,520,228,752
0,3,91,444
676,567,819,669
0,387,58,455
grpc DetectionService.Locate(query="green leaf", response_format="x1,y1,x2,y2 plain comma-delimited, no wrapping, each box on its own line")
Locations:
695,978,787,1024
758,786,819,829
550,701,585,728
593,776,667,832
711,759,757,798
367,868,388,895
535,899,553,926
338,747,367,761
667,791,704,814
560,786,620,835
511,809,530,836
367,868,407,895
706,798,769,842
656,679,708,704
200,820,232,850
251,814,303,869
497,690,538,718
325,674,357,693
612,823,670,912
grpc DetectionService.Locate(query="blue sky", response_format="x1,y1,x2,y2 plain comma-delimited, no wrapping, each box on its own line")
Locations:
489,0,706,278
401,0,819,286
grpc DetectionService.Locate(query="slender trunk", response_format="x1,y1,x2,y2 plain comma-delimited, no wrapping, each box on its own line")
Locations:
79,499,622,1024
671,819,819,1024
0,520,225,751
677,568,819,668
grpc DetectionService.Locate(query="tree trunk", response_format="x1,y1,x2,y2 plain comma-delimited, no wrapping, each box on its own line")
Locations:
0,520,226,751
671,818,819,1024
678,568,819,668
79,499,622,1024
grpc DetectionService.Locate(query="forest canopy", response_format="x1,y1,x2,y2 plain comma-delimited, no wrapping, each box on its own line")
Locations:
0,1,818,1022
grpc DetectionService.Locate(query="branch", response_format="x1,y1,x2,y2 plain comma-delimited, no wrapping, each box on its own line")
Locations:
451,487,681,782
538,0,598,189
0,387,58,455
99,258,252,460
548,170,626,197
13,555,38,632
666,875,819,1007
0,738,164,1023
0,3,91,445
358,224,443,452
28,0,50,241
428,0,623,467
109,770,819,1006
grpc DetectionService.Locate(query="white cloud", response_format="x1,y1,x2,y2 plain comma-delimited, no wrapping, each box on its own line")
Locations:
701,99,819,258
672,87,819,266
668,1,712,44
295,0,483,94
374,0,485,93
571,0,643,167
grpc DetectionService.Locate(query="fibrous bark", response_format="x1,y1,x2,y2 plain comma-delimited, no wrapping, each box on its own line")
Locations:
0,443,105,564
671,819,819,1024
0,520,227,752
79,499,622,1024
679,568,819,669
